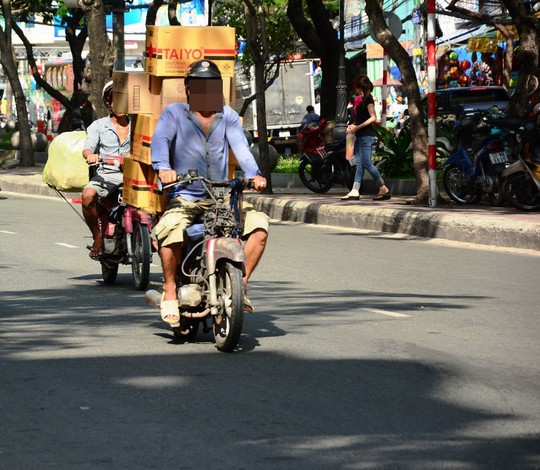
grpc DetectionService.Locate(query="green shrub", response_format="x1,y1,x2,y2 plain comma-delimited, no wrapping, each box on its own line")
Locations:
274,154,301,173
0,131,14,150
372,121,458,179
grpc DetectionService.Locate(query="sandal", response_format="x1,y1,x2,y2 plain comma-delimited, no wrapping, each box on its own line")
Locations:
372,192,391,201
244,295,255,313
161,295,180,327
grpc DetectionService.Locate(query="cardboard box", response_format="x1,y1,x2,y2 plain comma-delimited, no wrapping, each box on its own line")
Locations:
112,71,155,114
145,26,236,77
131,114,159,165
122,156,166,213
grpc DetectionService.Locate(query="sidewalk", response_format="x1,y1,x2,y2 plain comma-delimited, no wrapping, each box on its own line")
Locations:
1,164,539,251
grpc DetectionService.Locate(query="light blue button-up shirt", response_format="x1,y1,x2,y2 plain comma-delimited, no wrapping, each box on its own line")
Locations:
151,103,259,201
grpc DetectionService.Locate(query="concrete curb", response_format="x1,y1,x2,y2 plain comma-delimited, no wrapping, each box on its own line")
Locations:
244,194,540,251
1,166,539,252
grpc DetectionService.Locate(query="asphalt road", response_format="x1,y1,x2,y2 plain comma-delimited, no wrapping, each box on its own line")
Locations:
1,193,539,469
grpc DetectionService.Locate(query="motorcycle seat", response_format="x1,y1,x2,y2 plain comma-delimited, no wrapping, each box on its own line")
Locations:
326,138,345,151
186,223,204,242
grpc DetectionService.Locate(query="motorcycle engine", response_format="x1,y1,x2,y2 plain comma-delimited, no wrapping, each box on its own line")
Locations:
103,238,117,254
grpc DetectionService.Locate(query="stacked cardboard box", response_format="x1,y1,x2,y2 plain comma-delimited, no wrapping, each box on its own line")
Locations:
115,25,237,213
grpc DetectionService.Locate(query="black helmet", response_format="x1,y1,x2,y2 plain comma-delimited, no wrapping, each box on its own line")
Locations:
185,60,221,83
102,80,113,109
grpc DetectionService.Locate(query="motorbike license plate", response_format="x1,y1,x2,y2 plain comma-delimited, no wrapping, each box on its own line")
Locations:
489,152,508,164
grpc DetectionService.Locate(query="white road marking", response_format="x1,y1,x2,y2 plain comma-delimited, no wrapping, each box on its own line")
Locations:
55,242,79,249
0,230,17,235
362,308,411,318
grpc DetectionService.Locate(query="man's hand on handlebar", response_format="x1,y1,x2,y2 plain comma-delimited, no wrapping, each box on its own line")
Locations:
85,153,99,165
159,169,178,185
251,175,267,192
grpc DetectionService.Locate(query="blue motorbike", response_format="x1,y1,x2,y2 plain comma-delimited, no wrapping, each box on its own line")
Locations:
442,110,514,205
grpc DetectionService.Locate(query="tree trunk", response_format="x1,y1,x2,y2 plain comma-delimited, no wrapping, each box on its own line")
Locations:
502,0,540,115
286,0,342,120
0,1,33,166
365,0,429,202
80,0,114,119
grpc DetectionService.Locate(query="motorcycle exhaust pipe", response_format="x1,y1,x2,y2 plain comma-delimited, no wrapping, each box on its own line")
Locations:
144,289,162,309
145,285,202,310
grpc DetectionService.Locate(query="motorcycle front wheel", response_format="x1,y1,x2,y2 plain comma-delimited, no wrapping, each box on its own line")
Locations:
502,172,540,211
298,159,335,193
213,261,244,352
101,258,119,285
443,165,483,204
131,221,151,291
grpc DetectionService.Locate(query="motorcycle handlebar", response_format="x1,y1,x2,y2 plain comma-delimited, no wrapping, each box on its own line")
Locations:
158,170,254,192
87,155,124,168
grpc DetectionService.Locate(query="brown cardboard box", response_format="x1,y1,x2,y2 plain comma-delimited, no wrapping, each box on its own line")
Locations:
161,78,188,109
123,156,166,213
131,114,159,165
112,71,155,114
145,26,236,77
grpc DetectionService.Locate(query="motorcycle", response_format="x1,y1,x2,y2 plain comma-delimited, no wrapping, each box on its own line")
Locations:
442,109,514,206
145,171,253,352
501,106,540,211
297,119,355,194
88,157,154,290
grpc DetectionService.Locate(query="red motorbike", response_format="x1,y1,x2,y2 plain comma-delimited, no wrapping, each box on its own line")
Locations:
88,157,154,290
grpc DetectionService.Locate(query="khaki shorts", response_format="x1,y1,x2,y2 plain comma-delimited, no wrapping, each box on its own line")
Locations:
155,196,270,247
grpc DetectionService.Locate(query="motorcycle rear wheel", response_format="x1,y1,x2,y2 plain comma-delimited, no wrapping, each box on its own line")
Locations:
502,172,540,211
131,221,151,291
213,261,244,352
101,259,119,285
443,165,483,204
298,159,334,193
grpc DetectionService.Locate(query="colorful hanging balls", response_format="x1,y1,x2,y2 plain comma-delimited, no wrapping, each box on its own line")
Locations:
460,60,471,70
459,74,470,86
450,66,460,78
449,80,459,88
449,51,458,61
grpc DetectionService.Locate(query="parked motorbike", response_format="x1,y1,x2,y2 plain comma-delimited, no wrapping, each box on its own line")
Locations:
89,157,153,290
145,171,253,352
501,106,540,211
297,119,355,193
442,109,513,205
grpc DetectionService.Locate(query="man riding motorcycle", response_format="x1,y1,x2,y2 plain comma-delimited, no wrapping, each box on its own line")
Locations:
81,81,131,259
150,59,269,327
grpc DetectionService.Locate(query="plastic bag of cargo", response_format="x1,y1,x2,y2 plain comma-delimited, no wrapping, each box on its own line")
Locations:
42,131,89,191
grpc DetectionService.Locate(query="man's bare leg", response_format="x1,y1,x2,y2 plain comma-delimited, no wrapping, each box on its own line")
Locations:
81,187,102,256
243,228,268,291
160,242,182,301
